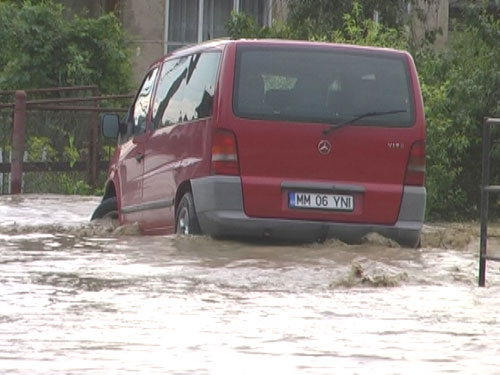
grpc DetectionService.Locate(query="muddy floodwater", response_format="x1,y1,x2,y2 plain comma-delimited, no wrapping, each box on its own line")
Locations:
1,195,500,374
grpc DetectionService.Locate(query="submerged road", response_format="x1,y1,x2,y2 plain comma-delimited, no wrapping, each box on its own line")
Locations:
0,195,499,374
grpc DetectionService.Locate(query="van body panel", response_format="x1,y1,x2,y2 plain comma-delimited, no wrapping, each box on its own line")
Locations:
191,176,425,246
141,119,212,232
118,134,147,226
233,120,416,225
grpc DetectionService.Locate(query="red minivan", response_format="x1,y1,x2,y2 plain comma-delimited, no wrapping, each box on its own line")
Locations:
92,39,426,247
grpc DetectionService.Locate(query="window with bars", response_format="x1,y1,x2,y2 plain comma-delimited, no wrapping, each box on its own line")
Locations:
165,0,271,54
167,0,200,53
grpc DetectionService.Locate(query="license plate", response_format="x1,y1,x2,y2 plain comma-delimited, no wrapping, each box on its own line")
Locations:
289,192,354,211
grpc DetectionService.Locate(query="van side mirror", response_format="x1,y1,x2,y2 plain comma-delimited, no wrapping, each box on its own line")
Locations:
101,113,122,138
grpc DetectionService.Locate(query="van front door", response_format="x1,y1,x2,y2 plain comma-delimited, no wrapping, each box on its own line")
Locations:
119,67,158,226
141,52,221,233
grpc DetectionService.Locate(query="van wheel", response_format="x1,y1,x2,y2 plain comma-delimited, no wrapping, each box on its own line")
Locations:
91,197,118,220
176,192,201,235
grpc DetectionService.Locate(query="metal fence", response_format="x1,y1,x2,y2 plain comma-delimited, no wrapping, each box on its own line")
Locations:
0,86,133,195
479,117,500,287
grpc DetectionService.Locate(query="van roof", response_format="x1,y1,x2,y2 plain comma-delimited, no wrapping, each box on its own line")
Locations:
149,39,410,69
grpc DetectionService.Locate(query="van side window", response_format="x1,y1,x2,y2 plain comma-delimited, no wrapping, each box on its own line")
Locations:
183,52,221,120
131,67,158,135
152,57,188,128
152,52,221,128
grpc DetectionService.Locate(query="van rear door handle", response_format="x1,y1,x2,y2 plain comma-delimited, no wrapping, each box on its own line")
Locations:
135,153,145,162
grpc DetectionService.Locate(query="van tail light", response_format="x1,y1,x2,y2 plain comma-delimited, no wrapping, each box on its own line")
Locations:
211,129,240,175
404,141,426,186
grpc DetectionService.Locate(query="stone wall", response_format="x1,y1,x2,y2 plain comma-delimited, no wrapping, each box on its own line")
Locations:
120,1,166,84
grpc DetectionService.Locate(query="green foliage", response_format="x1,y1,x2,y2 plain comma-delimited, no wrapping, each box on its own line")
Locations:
67,13,132,94
287,0,408,40
26,136,57,161
59,174,94,195
0,1,132,196
416,12,500,219
0,3,14,70
226,11,292,39
320,2,409,49
419,79,467,219
226,11,266,39
64,135,79,168
0,0,132,94
227,1,408,49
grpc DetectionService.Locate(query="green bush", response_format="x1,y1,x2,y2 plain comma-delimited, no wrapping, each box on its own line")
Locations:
0,1,132,195
416,13,500,219
286,0,408,40
317,2,409,49
0,0,132,94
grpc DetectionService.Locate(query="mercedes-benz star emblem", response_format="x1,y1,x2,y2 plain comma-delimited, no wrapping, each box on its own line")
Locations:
318,140,332,155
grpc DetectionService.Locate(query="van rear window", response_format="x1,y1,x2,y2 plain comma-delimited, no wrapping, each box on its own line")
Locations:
233,46,415,127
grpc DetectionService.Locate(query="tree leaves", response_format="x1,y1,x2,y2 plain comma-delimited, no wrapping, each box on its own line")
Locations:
416,11,500,219
0,1,132,94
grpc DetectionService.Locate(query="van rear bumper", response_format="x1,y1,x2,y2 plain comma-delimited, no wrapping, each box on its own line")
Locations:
191,176,426,247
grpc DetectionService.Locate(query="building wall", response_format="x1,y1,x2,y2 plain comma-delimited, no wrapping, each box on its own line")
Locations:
120,1,166,84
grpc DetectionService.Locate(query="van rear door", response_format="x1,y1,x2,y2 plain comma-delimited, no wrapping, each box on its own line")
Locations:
230,43,424,225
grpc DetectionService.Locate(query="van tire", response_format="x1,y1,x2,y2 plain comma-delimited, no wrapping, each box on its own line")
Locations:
176,192,201,235
91,197,118,220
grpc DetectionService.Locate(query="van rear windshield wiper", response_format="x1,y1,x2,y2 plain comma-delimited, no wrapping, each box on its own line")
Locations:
323,110,407,136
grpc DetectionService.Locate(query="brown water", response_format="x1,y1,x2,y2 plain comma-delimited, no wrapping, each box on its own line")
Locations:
1,195,500,374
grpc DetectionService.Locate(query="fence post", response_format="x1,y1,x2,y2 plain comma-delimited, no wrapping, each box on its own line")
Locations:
10,90,27,195
0,147,3,194
8,151,11,194
88,87,100,189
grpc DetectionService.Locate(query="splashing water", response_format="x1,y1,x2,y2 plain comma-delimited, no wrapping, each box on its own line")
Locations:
0,195,499,374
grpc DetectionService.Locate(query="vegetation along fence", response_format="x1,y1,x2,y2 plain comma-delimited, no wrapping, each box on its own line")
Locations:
0,86,133,195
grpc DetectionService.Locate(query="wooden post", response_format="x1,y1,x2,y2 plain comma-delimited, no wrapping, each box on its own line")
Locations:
0,147,3,194
89,87,100,188
8,151,11,194
10,90,27,194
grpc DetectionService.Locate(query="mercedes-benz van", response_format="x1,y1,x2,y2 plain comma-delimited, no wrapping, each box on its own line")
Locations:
92,39,426,246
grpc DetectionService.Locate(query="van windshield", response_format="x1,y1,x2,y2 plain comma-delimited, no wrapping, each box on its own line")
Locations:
233,45,415,127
